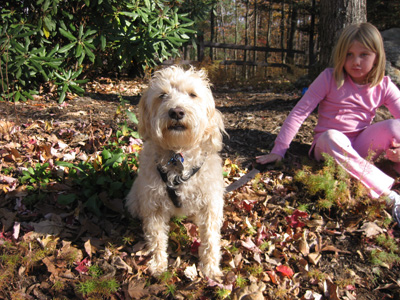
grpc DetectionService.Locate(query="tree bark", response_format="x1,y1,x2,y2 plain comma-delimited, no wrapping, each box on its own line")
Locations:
317,0,367,74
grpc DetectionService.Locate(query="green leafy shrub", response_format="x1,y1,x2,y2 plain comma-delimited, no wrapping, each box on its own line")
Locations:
0,0,201,102
56,148,138,215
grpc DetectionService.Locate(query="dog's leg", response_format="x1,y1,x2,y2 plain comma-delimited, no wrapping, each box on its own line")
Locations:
196,204,223,278
142,212,170,276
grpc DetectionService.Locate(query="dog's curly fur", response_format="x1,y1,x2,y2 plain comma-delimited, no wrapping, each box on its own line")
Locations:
126,66,226,278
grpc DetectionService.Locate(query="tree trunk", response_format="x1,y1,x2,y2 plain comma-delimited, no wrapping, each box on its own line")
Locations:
210,4,215,60
264,3,272,77
317,0,367,74
287,0,298,66
280,0,286,64
308,0,316,68
244,0,249,79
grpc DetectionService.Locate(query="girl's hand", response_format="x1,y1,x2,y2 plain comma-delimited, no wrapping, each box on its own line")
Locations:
256,153,283,165
387,148,400,163
386,139,400,163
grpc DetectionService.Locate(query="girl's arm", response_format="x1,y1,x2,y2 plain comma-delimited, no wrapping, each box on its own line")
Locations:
383,77,400,119
267,69,332,159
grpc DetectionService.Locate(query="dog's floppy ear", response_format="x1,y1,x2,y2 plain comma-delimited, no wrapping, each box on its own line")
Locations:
138,90,150,140
204,109,226,152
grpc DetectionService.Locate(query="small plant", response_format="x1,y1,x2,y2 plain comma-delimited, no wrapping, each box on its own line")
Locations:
370,233,400,267
54,68,88,103
52,281,65,292
164,283,177,297
245,264,263,277
334,269,357,288
297,203,310,213
228,244,239,254
55,147,137,215
159,270,175,283
246,223,257,236
88,265,103,278
20,162,52,187
169,216,191,251
370,249,400,267
294,153,367,211
308,269,328,282
215,287,231,299
375,234,400,253
259,241,270,251
235,273,248,288
76,264,119,297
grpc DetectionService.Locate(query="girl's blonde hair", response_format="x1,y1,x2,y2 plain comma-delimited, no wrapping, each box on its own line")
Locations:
332,22,386,88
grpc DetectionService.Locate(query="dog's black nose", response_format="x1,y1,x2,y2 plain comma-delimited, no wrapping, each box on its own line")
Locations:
168,107,185,120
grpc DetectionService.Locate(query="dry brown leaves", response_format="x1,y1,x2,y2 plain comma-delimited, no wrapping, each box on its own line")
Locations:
1,80,400,299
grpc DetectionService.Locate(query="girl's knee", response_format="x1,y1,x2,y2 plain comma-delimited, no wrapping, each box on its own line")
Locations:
319,129,349,145
387,119,400,138
315,130,351,160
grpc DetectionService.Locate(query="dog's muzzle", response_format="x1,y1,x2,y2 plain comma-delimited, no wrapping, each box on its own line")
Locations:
168,107,186,131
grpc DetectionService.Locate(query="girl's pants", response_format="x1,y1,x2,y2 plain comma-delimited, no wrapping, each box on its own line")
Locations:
313,119,400,198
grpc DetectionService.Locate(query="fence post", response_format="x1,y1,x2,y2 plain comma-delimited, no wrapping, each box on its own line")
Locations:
198,34,204,62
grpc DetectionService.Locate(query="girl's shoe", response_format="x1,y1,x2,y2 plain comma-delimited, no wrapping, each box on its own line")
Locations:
393,204,400,226
388,191,400,226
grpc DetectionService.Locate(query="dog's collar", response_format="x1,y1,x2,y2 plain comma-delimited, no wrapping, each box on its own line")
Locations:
157,153,203,208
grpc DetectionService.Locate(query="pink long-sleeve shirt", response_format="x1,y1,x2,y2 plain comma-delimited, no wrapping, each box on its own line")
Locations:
271,68,400,157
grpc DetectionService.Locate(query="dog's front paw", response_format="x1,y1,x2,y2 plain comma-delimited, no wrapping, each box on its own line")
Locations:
148,251,168,276
200,263,223,278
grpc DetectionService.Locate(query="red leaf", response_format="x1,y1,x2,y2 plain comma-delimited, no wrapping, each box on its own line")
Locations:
75,257,90,274
285,210,308,228
243,200,257,212
276,265,294,278
191,239,201,254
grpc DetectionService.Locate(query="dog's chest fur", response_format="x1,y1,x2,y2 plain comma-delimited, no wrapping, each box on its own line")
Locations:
140,142,222,211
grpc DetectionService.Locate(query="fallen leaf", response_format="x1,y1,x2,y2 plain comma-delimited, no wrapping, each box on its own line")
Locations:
84,239,92,258
184,264,198,281
29,219,63,235
12,222,20,240
241,237,261,253
207,277,233,291
191,238,201,254
266,270,279,285
111,256,133,274
243,199,257,212
127,278,149,299
276,264,294,278
358,221,384,238
307,252,321,265
324,279,340,300
75,257,90,274
42,257,59,277
286,210,309,228
302,290,322,300
298,233,310,256
321,245,351,254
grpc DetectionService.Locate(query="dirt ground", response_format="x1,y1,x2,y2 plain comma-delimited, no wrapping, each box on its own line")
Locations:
1,78,399,299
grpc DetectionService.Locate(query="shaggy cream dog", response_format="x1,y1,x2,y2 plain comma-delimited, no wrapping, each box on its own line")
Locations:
126,66,225,278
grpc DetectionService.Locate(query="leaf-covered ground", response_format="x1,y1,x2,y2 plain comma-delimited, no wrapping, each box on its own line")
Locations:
1,77,400,300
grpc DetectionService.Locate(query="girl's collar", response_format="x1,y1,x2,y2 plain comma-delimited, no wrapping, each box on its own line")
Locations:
346,74,370,89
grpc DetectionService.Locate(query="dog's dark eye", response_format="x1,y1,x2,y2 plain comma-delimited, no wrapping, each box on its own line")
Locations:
159,93,168,99
189,93,197,98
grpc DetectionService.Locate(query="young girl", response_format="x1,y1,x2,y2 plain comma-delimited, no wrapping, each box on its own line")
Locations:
256,23,400,223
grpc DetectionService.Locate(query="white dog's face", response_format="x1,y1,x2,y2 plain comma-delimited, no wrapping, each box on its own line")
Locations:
138,66,224,152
